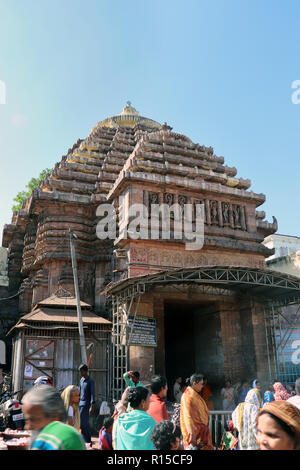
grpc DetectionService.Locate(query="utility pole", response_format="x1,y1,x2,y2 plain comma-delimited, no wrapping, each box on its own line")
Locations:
69,228,87,365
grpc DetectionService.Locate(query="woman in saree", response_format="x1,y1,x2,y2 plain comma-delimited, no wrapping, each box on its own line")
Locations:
251,379,263,407
113,386,157,450
221,380,235,411
61,385,80,431
257,400,300,450
232,388,261,450
180,373,214,450
273,382,292,401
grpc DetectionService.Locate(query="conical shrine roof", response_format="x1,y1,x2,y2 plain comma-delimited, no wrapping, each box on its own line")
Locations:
89,102,161,134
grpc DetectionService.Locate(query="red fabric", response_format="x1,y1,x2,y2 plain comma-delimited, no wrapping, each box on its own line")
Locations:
147,394,169,423
99,427,110,450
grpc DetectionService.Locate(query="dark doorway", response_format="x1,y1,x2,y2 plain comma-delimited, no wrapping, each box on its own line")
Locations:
164,300,224,404
164,303,196,387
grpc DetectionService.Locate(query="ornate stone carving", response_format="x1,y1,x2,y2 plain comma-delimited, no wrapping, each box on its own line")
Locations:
164,193,174,206
130,247,265,270
210,200,219,225
178,195,187,210
232,204,242,229
148,192,159,216
130,247,148,263
78,270,95,300
149,192,159,205
222,202,231,226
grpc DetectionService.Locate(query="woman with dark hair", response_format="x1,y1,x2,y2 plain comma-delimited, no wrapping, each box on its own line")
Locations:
256,401,300,450
151,420,181,450
180,373,214,450
99,417,114,450
113,386,156,450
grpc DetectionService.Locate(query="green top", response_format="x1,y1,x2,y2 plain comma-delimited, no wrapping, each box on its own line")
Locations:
123,372,147,389
31,421,86,450
115,409,156,450
123,372,147,412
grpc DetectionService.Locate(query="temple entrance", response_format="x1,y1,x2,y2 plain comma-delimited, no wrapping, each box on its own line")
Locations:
164,301,224,401
164,303,196,383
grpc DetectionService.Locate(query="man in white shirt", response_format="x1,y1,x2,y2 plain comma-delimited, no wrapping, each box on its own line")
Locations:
287,378,300,410
173,376,183,403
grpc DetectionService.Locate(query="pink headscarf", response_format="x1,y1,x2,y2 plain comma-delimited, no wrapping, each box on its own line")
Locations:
273,382,292,401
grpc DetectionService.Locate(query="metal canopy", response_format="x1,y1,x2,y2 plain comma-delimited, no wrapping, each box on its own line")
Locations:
103,265,300,306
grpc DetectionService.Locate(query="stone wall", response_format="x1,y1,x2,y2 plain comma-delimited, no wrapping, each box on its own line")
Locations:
0,247,8,288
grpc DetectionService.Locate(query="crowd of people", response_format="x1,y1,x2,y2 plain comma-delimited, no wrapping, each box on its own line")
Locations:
18,367,300,451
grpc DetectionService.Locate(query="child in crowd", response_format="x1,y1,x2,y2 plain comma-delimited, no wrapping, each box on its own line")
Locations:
98,417,114,450
151,420,181,450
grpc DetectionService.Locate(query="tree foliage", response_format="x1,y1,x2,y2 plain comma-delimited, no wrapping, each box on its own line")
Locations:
12,168,52,212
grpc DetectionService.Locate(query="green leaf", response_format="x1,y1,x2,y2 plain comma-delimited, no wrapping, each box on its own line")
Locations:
11,168,52,211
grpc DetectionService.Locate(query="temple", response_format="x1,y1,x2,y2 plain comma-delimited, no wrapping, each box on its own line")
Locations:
2,103,300,398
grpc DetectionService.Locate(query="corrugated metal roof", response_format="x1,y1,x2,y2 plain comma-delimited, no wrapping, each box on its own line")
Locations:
101,265,300,302
34,293,91,309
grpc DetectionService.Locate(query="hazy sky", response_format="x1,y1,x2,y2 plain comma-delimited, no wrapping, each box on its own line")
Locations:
1,0,300,241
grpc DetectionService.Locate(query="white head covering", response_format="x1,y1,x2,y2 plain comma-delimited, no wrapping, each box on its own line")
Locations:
246,389,261,408
252,379,258,389
232,389,260,450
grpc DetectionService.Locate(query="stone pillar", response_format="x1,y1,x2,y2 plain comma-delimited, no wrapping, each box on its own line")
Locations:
218,201,223,227
0,248,9,288
153,295,165,376
251,300,270,385
219,301,244,382
129,346,155,383
238,293,257,380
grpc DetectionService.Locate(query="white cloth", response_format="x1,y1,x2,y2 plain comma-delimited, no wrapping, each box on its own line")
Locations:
68,406,74,418
221,387,234,411
173,382,182,403
287,395,300,410
99,401,111,415
232,389,260,450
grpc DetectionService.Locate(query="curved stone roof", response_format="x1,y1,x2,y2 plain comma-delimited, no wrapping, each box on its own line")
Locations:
2,104,277,272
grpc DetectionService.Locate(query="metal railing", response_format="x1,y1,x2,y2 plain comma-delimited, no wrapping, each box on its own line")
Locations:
167,404,232,450
209,410,232,449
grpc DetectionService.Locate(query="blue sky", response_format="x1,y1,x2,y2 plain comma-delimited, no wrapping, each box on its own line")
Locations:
1,0,300,239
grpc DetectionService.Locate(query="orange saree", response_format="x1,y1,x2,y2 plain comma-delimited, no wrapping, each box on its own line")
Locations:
180,386,214,450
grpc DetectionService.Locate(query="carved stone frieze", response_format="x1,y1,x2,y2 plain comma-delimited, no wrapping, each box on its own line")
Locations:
130,246,265,270
144,191,248,232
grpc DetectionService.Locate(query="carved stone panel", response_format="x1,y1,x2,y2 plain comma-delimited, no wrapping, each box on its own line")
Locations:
222,202,231,226
164,193,174,206
232,204,242,229
210,200,219,225
178,195,188,210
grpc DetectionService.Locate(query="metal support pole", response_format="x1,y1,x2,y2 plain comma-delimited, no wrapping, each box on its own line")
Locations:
69,228,87,365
